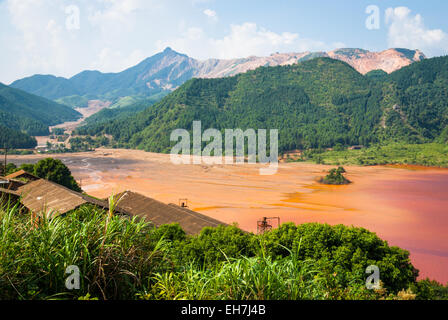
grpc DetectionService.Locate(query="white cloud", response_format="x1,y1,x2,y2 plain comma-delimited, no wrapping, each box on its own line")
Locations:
6,0,75,78
156,22,333,60
385,6,448,56
88,0,161,37
203,9,217,20
3,0,159,81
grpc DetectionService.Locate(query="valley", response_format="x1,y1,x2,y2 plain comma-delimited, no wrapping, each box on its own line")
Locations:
2,47,448,294
3,1,448,302
9,148,448,284
32,100,111,150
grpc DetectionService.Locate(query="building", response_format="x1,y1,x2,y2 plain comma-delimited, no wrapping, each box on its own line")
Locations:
4,171,229,234
17,179,130,219
0,175,27,191
113,191,227,235
5,170,40,182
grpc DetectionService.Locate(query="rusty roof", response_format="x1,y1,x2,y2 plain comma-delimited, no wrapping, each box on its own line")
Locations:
6,170,40,181
114,191,227,235
17,179,129,218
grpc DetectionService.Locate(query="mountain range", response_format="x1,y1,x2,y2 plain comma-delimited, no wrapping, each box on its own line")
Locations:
76,55,448,154
10,48,425,107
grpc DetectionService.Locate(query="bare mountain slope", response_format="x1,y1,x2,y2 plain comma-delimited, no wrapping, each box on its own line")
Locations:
11,48,425,104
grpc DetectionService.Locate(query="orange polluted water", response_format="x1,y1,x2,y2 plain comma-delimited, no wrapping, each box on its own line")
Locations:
9,149,448,284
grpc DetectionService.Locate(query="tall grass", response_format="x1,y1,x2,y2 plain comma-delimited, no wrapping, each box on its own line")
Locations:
0,202,170,300
143,244,377,300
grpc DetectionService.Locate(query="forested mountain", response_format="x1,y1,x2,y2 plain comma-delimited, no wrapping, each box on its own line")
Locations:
0,83,82,148
9,75,80,100
0,124,37,149
10,48,424,108
385,56,448,142
76,56,448,154
10,48,198,106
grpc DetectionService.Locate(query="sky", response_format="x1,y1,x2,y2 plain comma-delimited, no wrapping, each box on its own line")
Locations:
0,0,447,84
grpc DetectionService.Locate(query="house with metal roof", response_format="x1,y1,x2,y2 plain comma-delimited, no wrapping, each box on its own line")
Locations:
5,171,228,234
5,170,40,182
113,191,227,235
16,179,130,219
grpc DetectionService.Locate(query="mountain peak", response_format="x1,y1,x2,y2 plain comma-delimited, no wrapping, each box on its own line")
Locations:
10,47,427,102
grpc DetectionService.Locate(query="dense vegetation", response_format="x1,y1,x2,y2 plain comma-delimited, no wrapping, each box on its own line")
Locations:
6,158,81,192
0,124,37,149
0,82,82,148
77,58,382,152
0,83,81,134
55,95,90,108
304,143,448,167
76,56,448,159
318,167,351,185
0,201,446,300
68,136,110,152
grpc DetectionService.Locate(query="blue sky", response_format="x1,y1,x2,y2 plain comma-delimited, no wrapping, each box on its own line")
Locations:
1,0,447,84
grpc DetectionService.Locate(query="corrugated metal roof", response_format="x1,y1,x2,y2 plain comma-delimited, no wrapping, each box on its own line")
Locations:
0,175,27,191
6,170,40,181
114,191,227,235
17,179,129,218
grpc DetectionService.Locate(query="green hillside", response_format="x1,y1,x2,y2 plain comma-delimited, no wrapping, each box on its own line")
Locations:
0,124,37,149
9,75,80,100
0,83,82,147
76,56,448,156
387,56,448,142
76,58,381,152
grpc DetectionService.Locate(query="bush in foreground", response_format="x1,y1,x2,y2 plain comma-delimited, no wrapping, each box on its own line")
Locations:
0,202,446,300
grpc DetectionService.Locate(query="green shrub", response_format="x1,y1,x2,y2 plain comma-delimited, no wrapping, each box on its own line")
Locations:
175,225,256,267
261,223,418,293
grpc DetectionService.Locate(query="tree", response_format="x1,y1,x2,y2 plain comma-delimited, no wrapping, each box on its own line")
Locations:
33,158,82,192
319,167,351,185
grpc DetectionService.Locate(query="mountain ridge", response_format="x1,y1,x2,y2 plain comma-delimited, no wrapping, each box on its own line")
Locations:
75,55,448,154
10,48,425,106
